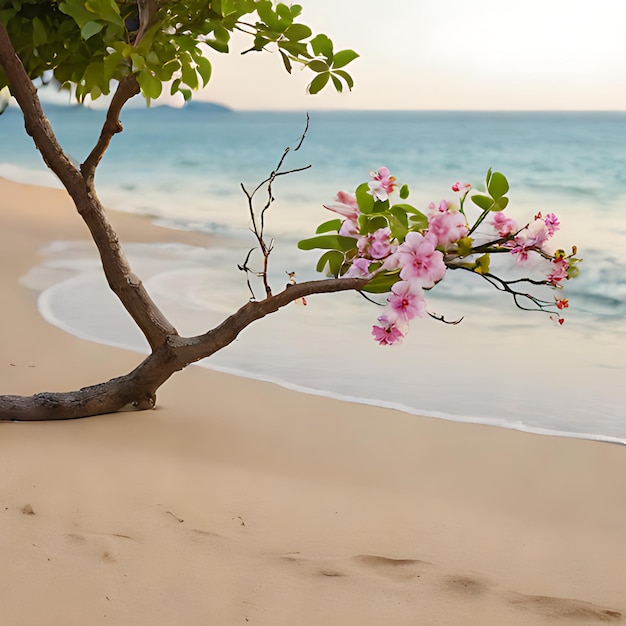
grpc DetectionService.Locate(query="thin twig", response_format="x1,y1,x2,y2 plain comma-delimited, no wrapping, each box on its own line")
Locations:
427,312,464,325
239,117,312,299
450,266,555,314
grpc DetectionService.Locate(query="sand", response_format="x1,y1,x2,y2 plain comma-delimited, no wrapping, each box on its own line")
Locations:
1,176,625,625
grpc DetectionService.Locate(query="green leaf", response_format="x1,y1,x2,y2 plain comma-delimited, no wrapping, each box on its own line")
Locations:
307,60,329,72
170,78,181,96
285,23,312,41
137,70,162,100
388,214,408,240
310,33,333,59
399,184,410,200
389,205,409,226
316,250,345,277
361,272,400,294
492,197,509,211
60,0,122,29
180,58,198,89
307,72,329,94
130,53,146,71
363,215,388,233
456,237,474,256
390,203,428,230
315,218,342,234
487,171,509,199
297,234,357,252
355,182,374,214
371,198,390,213
332,69,354,90
474,254,491,274
332,49,359,69
32,17,47,46
81,20,104,40
278,40,307,56
279,50,292,73
196,56,212,86
206,39,229,53
408,213,429,230
471,194,496,211
102,50,124,81
276,3,292,24
256,0,280,31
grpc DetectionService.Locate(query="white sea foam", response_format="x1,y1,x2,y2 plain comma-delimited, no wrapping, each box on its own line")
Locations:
22,240,626,444
7,109,626,441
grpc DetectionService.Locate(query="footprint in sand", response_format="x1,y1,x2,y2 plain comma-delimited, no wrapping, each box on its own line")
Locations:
352,554,428,581
507,592,623,623
277,550,624,623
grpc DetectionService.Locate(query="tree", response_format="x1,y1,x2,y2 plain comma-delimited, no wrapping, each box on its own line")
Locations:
0,0,364,420
0,1,579,421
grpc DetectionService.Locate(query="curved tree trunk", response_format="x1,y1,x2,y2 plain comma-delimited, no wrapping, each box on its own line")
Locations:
0,278,368,421
0,22,370,422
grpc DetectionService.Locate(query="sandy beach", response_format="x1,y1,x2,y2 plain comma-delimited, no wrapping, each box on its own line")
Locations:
1,176,625,625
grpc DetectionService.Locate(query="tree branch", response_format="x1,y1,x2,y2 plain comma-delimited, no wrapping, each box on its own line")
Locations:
0,276,369,421
0,22,81,190
81,75,140,181
450,265,555,314
0,22,176,350
180,276,370,364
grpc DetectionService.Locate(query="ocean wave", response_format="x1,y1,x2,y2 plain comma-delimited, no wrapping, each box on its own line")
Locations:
19,240,626,443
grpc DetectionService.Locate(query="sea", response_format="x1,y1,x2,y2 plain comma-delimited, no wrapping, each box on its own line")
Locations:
2,103,625,443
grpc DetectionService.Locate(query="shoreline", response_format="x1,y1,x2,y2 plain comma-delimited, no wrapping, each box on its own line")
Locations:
2,176,626,623
8,175,626,445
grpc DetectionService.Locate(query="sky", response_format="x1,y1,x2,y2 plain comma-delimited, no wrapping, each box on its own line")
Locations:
194,0,626,110
28,0,626,111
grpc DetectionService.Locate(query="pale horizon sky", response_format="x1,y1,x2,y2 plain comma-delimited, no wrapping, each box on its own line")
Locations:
28,0,626,111
195,0,626,111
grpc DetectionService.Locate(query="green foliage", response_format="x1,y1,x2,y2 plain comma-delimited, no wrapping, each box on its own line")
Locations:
297,234,358,252
471,169,510,212
315,218,343,234
315,249,344,277
355,182,374,214
0,0,357,102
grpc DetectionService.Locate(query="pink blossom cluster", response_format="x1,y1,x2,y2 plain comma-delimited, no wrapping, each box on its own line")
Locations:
490,210,572,285
319,169,577,345
502,211,560,262
326,170,470,345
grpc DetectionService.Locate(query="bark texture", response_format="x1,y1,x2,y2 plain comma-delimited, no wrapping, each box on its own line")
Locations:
0,21,369,421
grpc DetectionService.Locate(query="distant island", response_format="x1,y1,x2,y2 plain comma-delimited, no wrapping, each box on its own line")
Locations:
180,100,232,113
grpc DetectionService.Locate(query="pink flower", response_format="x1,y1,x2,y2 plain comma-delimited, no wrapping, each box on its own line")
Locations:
548,258,569,285
452,182,471,193
371,316,407,346
368,167,397,202
428,205,468,247
491,212,517,238
396,231,447,288
357,227,394,260
544,213,560,236
510,220,550,261
429,199,449,212
339,218,359,238
555,297,569,310
386,280,426,322
344,257,372,278
324,191,359,221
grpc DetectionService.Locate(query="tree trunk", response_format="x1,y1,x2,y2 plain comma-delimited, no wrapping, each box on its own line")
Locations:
0,21,371,421
0,278,368,421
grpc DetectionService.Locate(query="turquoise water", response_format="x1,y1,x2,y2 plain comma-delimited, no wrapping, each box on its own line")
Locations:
3,105,626,441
